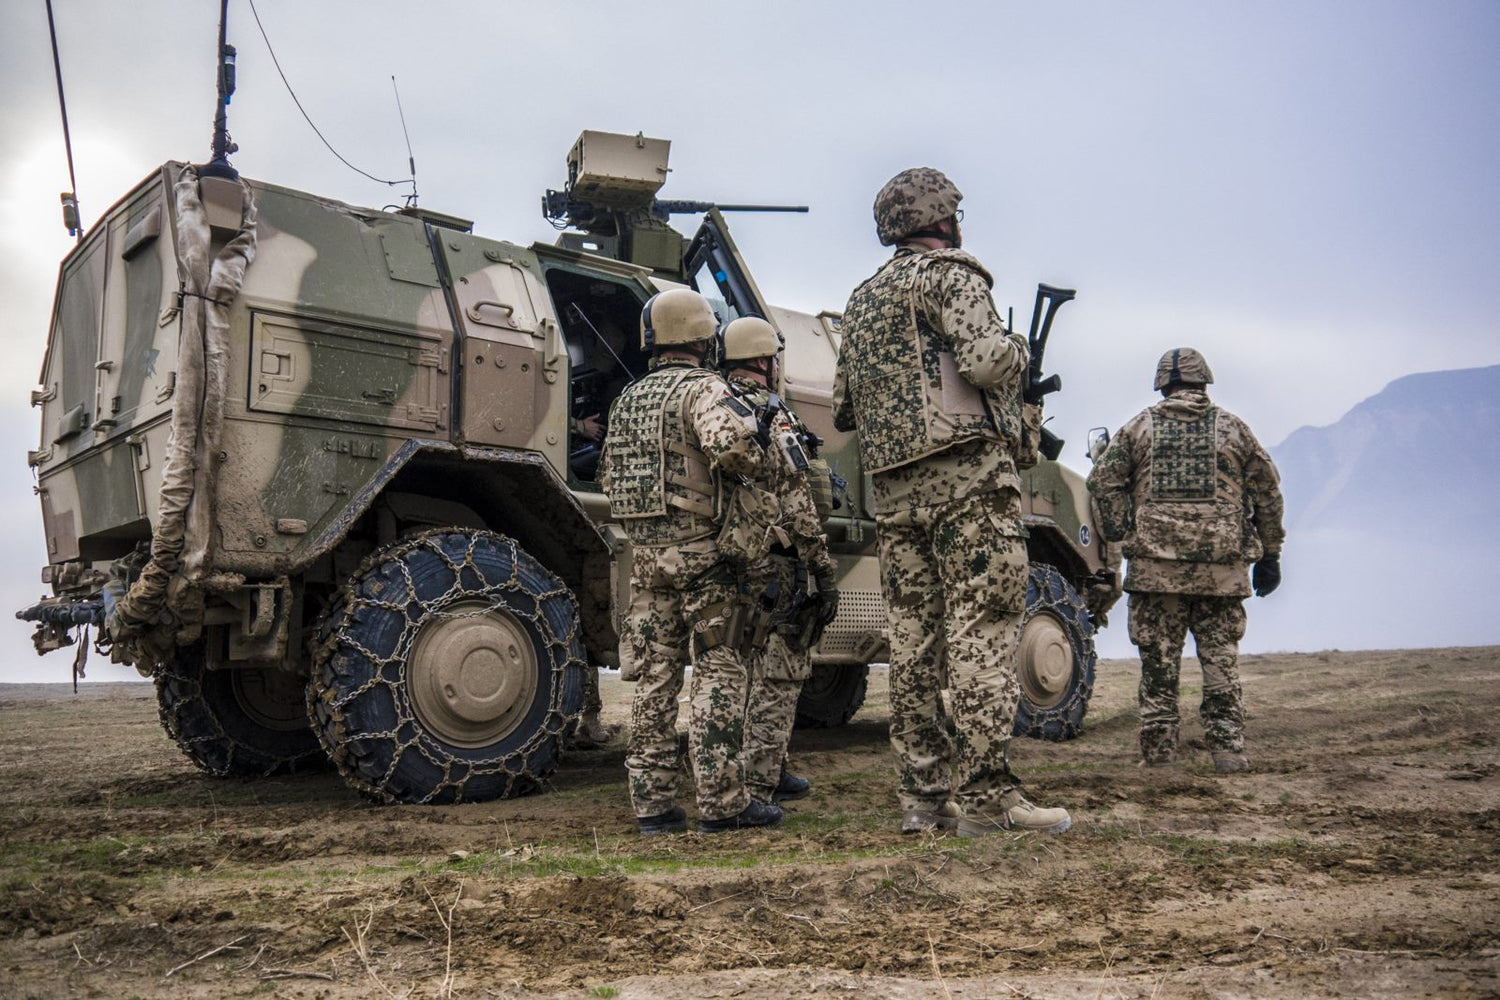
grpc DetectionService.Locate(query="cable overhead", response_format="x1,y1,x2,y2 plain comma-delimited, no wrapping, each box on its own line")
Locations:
245,0,415,192
45,0,83,241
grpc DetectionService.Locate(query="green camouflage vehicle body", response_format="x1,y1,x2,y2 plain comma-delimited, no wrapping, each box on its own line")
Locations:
23,132,1117,803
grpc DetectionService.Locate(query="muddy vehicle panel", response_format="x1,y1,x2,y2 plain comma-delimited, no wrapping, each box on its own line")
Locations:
22,130,1117,803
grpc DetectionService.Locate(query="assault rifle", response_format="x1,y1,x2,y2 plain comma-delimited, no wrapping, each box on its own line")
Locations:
1022,283,1077,461
776,562,837,652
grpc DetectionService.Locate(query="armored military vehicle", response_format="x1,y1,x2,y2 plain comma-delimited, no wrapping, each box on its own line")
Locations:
20,128,1116,804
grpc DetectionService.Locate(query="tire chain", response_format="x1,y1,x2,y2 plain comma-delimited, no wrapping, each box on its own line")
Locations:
155,649,324,777
308,528,586,804
1012,564,1097,741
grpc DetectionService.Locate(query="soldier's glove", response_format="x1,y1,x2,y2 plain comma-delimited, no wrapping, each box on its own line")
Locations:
812,571,840,630
1252,554,1281,597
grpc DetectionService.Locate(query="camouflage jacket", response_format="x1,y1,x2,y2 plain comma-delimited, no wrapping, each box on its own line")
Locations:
1086,389,1285,596
726,376,835,578
831,243,1029,514
600,360,762,548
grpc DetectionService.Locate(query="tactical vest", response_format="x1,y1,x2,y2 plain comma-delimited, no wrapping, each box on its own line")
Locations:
839,250,1012,473
1126,406,1254,565
603,365,722,547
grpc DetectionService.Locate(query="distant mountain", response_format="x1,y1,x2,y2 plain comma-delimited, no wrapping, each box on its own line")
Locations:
1240,366,1500,652
1272,365,1500,534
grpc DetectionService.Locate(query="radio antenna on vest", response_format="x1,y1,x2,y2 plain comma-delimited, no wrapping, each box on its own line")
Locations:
45,0,83,241
391,75,418,208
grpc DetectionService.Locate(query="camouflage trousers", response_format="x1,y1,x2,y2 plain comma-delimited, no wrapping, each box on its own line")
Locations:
581,663,603,716
876,489,1028,813
744,556,812,803
620,540,752,822
1127,592,1247,760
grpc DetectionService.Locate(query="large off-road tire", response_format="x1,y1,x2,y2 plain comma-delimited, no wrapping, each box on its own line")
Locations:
308,529,586,804
794,662,869,729
1011,564,1097,741
155,644,326,777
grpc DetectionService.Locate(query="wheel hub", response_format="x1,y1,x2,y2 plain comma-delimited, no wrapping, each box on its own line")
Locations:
407,599,539,748
1017,611,1074,710
232,667,312,732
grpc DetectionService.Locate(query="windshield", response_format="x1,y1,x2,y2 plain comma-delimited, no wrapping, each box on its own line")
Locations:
683,208,770,325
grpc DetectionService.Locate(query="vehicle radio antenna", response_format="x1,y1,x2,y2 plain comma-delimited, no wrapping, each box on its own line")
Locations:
199,0,240,180
245,0,415,198
44,0,83,241
391,76,419,208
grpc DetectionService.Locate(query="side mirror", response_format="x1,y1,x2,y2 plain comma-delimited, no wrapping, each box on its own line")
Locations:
1086,426,1111,464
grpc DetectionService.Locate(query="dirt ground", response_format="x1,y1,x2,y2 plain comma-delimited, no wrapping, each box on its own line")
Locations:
1,646,1496,999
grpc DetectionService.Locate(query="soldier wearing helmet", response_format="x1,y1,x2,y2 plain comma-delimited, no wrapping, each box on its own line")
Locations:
832,168,1073,837
1087,348,1285,773
600,289,782,834
721,316,841,808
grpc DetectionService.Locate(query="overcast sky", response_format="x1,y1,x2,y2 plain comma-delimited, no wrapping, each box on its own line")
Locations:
3,0,1497,680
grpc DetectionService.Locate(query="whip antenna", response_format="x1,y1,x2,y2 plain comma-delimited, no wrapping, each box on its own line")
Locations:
246,0,412,194
200,0,240,180
45,0,83,241
391,76,418,208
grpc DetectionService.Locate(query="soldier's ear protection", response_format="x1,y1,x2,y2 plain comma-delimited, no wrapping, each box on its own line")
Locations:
640,293,660,350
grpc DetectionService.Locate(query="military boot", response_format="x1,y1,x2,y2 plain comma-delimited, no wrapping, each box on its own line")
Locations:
772,767,810,802
1212,752,1250,773
637,806,688,836
699,801,783,833
957,794,1071,838
900,801,961,835
569,711,618,749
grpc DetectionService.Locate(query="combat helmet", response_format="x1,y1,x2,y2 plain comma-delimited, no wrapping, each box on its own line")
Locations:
640,288,719,349
874,167,963,246
722,316,784,361
1154,348,1215,391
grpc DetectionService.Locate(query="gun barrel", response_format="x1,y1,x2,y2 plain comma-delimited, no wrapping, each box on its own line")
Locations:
656,200,809,215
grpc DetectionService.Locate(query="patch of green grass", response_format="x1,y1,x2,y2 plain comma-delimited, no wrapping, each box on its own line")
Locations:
356,857,423,876
588,987,620,998
0,832,185,879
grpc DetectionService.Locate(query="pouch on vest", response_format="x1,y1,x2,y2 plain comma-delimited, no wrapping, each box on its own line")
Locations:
805,458,836,520
1127,499,1244,565
716,483,786,569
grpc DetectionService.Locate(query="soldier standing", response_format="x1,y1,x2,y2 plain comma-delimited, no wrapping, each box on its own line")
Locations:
1086,349,1285,772
721,316,841,806
600,289,783,834
832,168,1072,837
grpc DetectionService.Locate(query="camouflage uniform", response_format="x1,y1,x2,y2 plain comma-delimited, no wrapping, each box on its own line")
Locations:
601,360,764,821
832,242,1032,815
1087,376,1285,763
727,377,837,804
